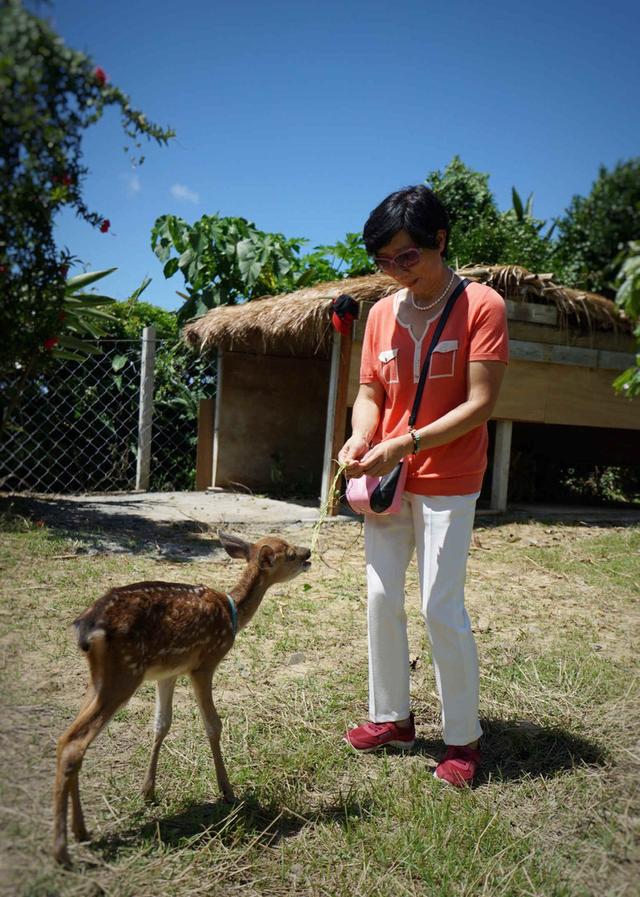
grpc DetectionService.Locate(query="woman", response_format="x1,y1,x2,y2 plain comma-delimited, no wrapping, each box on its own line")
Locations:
339,185,508,786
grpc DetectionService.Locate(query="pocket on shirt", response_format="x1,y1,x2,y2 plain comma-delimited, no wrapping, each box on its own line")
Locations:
378,348,399,384
428,340,458,379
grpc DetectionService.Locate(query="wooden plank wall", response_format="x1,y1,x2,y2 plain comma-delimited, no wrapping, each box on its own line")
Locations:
493,359,639,429
348,341,640,430
213,352,330,493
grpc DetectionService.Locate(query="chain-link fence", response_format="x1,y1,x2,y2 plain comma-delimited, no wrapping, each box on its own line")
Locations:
0,335,216,494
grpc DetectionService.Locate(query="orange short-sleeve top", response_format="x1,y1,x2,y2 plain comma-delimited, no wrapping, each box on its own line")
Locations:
359,281,509,496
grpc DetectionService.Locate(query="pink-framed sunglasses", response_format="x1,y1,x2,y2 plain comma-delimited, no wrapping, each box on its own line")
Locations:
373,246,423,273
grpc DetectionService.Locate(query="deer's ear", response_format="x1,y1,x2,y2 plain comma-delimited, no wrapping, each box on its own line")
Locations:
218,532,251,560
258,545,275,570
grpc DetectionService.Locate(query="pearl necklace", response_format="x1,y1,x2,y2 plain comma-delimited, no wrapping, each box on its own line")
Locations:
409,269,455,311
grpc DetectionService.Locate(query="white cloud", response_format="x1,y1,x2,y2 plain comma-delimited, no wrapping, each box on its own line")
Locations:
121,172,142,195
170,183,200,204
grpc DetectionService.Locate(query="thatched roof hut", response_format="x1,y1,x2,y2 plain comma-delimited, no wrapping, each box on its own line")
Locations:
184,265,632,358
187,267,638,512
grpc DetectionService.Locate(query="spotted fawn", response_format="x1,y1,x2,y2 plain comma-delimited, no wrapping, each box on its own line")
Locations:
53,532,311,866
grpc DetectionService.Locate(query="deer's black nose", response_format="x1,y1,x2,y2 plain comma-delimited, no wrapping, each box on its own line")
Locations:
302,548,311,561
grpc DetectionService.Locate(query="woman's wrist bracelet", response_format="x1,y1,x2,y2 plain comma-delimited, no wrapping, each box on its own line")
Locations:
409,428,421,455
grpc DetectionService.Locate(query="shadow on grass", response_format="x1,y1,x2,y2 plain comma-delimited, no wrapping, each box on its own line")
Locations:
369,718,607,786
90,791,374,861
0,491,325,559
0,493,223,560
83,720,605,863
475,717,608,785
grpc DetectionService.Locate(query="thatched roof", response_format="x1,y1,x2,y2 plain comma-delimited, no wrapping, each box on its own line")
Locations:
183,265,631,357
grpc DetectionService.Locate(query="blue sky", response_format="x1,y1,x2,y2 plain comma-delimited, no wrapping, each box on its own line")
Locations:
50,0,640,311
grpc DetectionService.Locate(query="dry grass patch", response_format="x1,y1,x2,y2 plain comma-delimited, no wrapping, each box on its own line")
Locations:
0,511,638,897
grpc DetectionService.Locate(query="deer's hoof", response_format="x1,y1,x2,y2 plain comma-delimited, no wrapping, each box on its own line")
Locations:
142,782,156,803
222,788,236,804
54,843,72,867
73,825,91,843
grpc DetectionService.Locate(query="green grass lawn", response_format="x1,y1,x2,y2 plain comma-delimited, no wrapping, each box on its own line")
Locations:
0,511,638,897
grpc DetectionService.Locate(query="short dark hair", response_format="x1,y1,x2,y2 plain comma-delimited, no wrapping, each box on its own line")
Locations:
363,185,450,257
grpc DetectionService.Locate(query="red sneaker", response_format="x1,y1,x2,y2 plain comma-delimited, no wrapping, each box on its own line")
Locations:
345,715,415,752
434,745,481,786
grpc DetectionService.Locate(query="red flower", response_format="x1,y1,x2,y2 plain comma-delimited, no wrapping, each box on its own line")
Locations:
100,219,110,233
94,66,108,86
62,173,73,186
43,337,58,350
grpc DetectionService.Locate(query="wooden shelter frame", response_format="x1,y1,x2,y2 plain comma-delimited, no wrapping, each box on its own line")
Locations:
186,266,639,513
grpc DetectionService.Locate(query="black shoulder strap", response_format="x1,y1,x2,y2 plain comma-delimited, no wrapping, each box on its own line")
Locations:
408,278,469,428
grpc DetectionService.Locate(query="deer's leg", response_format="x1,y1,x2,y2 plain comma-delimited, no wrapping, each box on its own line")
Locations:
67,685,95,843
189,668,234,802
53,683,136,866
142,677,177,801
68,769,90,843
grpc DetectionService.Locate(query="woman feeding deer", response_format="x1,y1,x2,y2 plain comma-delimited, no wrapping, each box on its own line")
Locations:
339,185,508,785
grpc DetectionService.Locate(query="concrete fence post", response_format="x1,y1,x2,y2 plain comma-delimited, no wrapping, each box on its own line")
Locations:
135,326,156,491
320,330,341,509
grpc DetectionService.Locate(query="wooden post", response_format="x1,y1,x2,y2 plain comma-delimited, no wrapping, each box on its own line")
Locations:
320,324,353,515
211,348,223,487
195,398,215,490
135,326,156,492
490,420,512,512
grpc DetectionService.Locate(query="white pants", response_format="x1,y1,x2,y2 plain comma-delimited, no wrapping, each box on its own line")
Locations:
365,491,482,746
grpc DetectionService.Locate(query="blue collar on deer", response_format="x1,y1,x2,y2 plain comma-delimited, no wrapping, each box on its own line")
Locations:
226,593,238,638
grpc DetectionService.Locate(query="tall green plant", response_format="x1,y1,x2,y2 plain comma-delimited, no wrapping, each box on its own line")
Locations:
1,268,118,433
424,157,555,272
553,159,640,293
0,0,174,385
152,214,374,322
151,214,309,322
613,241,640,398
311,233,375,278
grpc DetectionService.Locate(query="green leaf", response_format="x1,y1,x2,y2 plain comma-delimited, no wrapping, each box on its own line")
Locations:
163,258,179,278
613,364,640,397
64,305,117,320
524,192,534,217
112,354,127,372
178,248,195,269
50,349,86,362
56,335,102,354
65,268,117,291
167,216,188,253
511,187,524,221
69,294,117,305
128,276,152,302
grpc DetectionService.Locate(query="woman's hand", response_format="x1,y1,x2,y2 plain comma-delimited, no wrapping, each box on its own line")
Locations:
338,433,370,477
357,435,410,478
